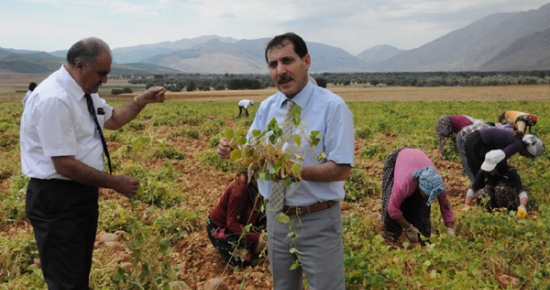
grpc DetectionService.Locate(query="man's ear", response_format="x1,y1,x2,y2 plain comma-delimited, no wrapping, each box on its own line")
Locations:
303,53,311,70
75,60,86,74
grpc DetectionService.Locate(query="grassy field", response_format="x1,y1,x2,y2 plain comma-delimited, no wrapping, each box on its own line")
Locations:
1,84,550,289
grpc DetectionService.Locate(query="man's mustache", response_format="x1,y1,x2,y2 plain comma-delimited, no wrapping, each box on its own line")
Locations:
277,74,293,84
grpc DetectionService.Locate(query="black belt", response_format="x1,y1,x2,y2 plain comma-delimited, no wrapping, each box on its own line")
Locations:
283,201,338,217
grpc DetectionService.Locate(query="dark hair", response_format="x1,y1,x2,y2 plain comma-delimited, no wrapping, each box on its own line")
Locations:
264,32,308,63
28,82,37,91
66,37,111,71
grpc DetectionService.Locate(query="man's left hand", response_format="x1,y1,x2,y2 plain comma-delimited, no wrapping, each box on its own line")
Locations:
138,86,166,106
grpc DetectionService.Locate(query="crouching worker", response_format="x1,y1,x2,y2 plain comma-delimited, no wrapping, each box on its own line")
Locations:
207,173,267,267
382,148,455,243
463,150,529,218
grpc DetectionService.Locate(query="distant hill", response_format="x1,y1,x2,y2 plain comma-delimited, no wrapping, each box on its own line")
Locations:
140,38,362,74
479,27,550,71
49,50,67,58
380,3,550,71
111,35,239,64
140,38,267,74
0,47,40,55
356,45,405,63
110,63,181,75
0,50,180,75
0,52,63,73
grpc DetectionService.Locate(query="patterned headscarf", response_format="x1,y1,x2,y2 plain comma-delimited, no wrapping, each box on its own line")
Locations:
412,166,445,206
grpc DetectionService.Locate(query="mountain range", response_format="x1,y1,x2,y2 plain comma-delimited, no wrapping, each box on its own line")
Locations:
1,2,550,74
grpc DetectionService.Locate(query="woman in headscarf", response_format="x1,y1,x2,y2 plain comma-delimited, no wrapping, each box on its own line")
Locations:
381,148,455,243
498,110,538,137
206,173,266,267
436,115,476,159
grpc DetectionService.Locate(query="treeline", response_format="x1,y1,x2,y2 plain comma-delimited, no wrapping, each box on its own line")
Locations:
320,70,550,87
113,70,550,92
125,73,274,92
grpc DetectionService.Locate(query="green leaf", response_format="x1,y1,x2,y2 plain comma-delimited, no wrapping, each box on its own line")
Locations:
291,105,301,126
236,136,247,145
112,271,122,283
235,129,247,136
252,129,261,137
310,131,320,138
274,160,284,171
276,212,290,224
136,184,144,196
159,238,171,252
289,247,302,255
287,232,298,239
293,134,302,147
230,149,242,160
224,129,234,139
269,134,277,144
316,152,327,162
423,260,432,267
283,179,292,188
268,118,278,131
291,163,302,176
290,260,301,270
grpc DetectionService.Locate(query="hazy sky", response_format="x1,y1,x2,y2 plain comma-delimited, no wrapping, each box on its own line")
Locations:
2,0,548,55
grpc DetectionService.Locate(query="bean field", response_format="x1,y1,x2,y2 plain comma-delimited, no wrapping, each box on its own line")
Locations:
1,85,550,289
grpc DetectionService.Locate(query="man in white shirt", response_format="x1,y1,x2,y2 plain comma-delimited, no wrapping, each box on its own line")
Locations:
238,99,255,117
20,37,165,289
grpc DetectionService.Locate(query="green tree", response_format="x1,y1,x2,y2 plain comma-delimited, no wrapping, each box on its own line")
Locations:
186,80,196,92
369,78,380,86
315,77,327,88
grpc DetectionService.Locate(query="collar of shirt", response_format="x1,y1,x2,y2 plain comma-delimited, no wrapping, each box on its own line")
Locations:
58,65,96,102
277,81,314,111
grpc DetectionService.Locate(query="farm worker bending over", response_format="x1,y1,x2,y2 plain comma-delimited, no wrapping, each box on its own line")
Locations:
463,128,544,210
382,148,455,242
436,114,479,160
463,131,543,209
238,99,254,117
463,151,529,217
498,110,538,137
465,132,544,211
20,37,165,289
455,122,495,181
218,32,354,290
207,173,267,267
22,81,37,107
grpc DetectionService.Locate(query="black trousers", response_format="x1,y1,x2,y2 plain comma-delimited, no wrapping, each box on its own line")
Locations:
238,106,249,117
26,178,99,290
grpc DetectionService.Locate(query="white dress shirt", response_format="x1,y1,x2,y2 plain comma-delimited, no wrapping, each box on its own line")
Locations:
20,65,114,180
248,81,355,206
